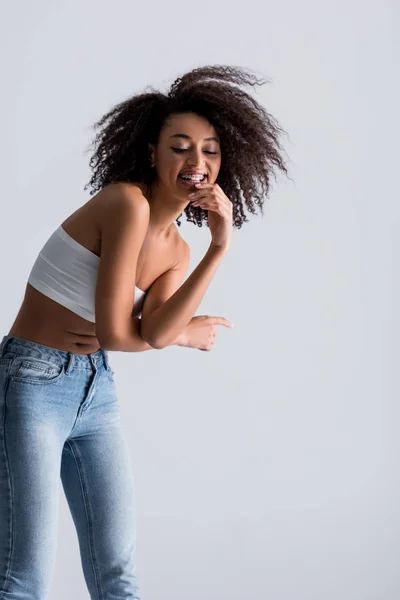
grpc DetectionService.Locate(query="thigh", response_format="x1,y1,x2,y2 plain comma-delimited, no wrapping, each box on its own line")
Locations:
0,359,64,598
61,385,140,599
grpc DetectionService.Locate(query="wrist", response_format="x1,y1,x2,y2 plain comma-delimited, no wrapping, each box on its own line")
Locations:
172,328,188,347
209,242,230,255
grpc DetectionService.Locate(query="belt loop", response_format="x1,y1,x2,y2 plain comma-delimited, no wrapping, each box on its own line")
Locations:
65,352,74,375
102,350,110,371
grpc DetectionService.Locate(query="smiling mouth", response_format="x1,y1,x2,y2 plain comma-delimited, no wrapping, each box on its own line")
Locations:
177,175,207,189
178,174,207,183
178,173,207,183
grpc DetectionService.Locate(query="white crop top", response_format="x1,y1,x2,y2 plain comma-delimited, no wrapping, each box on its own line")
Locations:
27,225,146,323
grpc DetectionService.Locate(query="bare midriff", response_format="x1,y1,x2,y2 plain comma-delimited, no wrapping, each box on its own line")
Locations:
8,283,103,354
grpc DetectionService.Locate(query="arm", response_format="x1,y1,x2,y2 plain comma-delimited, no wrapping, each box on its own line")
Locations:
94,183,151,350
106,242,230,352
140,242,227,349
103,315,186,353
94,181,192,352
139,181,233,349
107,241,192,352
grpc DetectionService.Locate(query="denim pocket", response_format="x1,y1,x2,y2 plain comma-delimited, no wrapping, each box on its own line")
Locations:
11,356,66,386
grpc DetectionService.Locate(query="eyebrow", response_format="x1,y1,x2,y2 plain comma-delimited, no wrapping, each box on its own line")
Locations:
169,133,220,144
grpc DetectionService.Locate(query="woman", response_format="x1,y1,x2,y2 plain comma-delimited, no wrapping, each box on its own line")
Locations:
0,65,288,599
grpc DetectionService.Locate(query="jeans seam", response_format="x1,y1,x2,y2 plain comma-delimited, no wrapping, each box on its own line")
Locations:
0,372,15,597
65,439,104,600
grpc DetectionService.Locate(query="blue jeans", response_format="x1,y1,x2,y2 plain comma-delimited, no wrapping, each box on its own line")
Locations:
0,335,141,600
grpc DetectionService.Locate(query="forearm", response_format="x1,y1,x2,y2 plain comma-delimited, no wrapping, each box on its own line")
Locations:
140,243,227,349
100,317,186,352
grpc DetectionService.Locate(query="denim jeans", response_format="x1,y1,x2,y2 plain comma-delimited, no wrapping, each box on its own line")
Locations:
0,335,141,600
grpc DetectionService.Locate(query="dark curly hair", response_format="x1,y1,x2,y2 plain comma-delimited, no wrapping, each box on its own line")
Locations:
83,65,290,228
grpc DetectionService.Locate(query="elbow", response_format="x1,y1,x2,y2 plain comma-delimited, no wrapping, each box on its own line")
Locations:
139,332,166,350
148,340,166,350
139,320,166,350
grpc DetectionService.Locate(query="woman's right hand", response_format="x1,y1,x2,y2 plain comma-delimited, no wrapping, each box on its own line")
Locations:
175,315,233,351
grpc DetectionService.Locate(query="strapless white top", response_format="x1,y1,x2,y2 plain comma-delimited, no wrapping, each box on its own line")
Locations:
27,225,146,323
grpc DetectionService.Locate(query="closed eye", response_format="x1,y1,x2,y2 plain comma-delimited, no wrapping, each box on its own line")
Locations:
171,148,218,155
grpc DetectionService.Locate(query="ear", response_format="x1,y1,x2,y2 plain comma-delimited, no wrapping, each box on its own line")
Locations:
148,144,155,167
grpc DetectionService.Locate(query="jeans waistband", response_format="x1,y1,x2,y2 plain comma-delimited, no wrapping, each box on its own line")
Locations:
0,335,110,373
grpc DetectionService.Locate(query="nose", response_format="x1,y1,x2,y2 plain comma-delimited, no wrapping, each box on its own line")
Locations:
186,148,205,167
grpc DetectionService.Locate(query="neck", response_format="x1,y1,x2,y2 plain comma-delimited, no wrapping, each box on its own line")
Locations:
144,179,189,235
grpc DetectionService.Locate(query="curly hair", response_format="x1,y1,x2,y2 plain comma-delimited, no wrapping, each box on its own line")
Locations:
83,65,290,228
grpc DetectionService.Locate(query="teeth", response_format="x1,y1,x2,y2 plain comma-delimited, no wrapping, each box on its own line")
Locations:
180,174,205,181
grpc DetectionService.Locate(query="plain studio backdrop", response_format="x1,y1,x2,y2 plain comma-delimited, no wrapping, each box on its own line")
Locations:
0,1,398,599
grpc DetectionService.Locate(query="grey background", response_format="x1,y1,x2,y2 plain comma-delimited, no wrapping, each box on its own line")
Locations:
0,1,398,599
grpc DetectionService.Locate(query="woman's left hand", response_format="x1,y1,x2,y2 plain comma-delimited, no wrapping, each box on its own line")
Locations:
189,183,233,250
173,314,233,351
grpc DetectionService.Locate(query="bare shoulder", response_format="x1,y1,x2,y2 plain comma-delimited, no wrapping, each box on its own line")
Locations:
98,182,149,224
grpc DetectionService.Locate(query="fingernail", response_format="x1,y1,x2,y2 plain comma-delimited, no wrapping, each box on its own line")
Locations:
195,183,202,187
188,192,195,197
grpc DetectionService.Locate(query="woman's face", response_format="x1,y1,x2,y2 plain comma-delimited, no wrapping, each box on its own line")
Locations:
149,112,222,195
